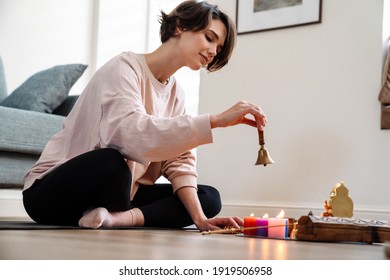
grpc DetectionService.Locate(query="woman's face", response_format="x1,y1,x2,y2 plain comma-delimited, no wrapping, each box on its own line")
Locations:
177,19,227,70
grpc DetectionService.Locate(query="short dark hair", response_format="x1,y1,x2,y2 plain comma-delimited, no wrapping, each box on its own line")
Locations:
159,0,236,72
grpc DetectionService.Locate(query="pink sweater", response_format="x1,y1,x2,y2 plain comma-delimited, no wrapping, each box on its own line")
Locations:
24,52,213,200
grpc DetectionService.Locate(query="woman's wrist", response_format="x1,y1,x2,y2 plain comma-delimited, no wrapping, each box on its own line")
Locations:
210,114,218,129
193,215,208,227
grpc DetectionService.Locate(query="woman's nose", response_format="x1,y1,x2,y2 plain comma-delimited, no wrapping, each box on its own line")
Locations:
208,47,217,58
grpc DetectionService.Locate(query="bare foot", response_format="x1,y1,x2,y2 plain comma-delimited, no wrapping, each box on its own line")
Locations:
78,207,113,228
79,207,143,228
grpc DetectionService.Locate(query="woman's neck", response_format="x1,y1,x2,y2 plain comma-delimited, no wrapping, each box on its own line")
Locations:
145,42,183,84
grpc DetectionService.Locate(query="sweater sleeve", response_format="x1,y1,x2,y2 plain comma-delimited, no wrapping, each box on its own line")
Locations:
160,148,198,193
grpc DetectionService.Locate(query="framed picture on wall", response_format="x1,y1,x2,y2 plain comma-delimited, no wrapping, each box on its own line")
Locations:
236,0,322,34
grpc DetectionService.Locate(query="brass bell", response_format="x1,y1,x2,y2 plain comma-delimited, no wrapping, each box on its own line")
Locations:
255,130,274,166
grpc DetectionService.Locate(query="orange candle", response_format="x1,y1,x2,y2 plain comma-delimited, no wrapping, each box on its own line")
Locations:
243,214,258,236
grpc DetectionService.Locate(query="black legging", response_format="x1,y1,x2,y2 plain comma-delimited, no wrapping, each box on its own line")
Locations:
23,148,222,228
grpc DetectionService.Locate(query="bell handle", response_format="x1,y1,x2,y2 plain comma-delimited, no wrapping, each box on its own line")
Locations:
258,130,265,146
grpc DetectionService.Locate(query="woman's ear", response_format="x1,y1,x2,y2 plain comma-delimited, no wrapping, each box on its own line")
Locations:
174,26,183,36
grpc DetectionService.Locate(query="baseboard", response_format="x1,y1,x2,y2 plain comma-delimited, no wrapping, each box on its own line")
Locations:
0,189,29,219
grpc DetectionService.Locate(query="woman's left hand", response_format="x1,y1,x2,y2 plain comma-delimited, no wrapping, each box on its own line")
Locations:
196,216,244,232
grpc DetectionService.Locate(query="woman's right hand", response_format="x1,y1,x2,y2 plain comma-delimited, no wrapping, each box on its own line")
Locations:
196,216,244,232
210,100,267,131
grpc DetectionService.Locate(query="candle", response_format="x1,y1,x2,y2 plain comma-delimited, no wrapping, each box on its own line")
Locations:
243,213,258,236
255,214,268,237
268,218,288,238
268,210,288,239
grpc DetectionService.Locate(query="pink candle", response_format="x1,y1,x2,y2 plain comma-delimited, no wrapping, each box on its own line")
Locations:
268,218,288,239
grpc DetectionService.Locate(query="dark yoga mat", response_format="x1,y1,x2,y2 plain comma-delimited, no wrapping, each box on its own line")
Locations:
0,220,197,230
0,221,82,230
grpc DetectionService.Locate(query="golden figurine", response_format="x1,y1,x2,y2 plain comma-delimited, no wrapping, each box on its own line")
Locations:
328,181,354,218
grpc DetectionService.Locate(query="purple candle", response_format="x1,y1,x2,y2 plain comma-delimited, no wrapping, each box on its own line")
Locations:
255,217,268,237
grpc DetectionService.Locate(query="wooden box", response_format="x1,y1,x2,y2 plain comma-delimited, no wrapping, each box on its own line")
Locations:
296,215,390,244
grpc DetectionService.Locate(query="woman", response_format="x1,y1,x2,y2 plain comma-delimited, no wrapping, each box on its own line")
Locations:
22,0,267,231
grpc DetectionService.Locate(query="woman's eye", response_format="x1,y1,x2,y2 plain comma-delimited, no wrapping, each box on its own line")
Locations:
205,35,212,42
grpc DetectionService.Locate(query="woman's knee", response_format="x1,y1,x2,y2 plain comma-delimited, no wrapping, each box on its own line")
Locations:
198,184,222,218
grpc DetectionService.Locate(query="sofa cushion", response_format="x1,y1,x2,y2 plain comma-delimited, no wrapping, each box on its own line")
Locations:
0,106,65,155
0,152,38,188
0,56,7,102
0,64,87,113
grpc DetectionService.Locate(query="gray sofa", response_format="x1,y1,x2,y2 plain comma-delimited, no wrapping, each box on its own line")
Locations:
0,56,83,189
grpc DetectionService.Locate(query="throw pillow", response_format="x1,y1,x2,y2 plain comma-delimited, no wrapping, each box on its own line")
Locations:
0,64,87,113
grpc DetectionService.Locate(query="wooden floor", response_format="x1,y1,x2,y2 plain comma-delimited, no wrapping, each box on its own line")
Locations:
0,226,388,259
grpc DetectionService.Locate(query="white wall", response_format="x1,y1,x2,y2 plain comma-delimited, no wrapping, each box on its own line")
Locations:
198,0,390,219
